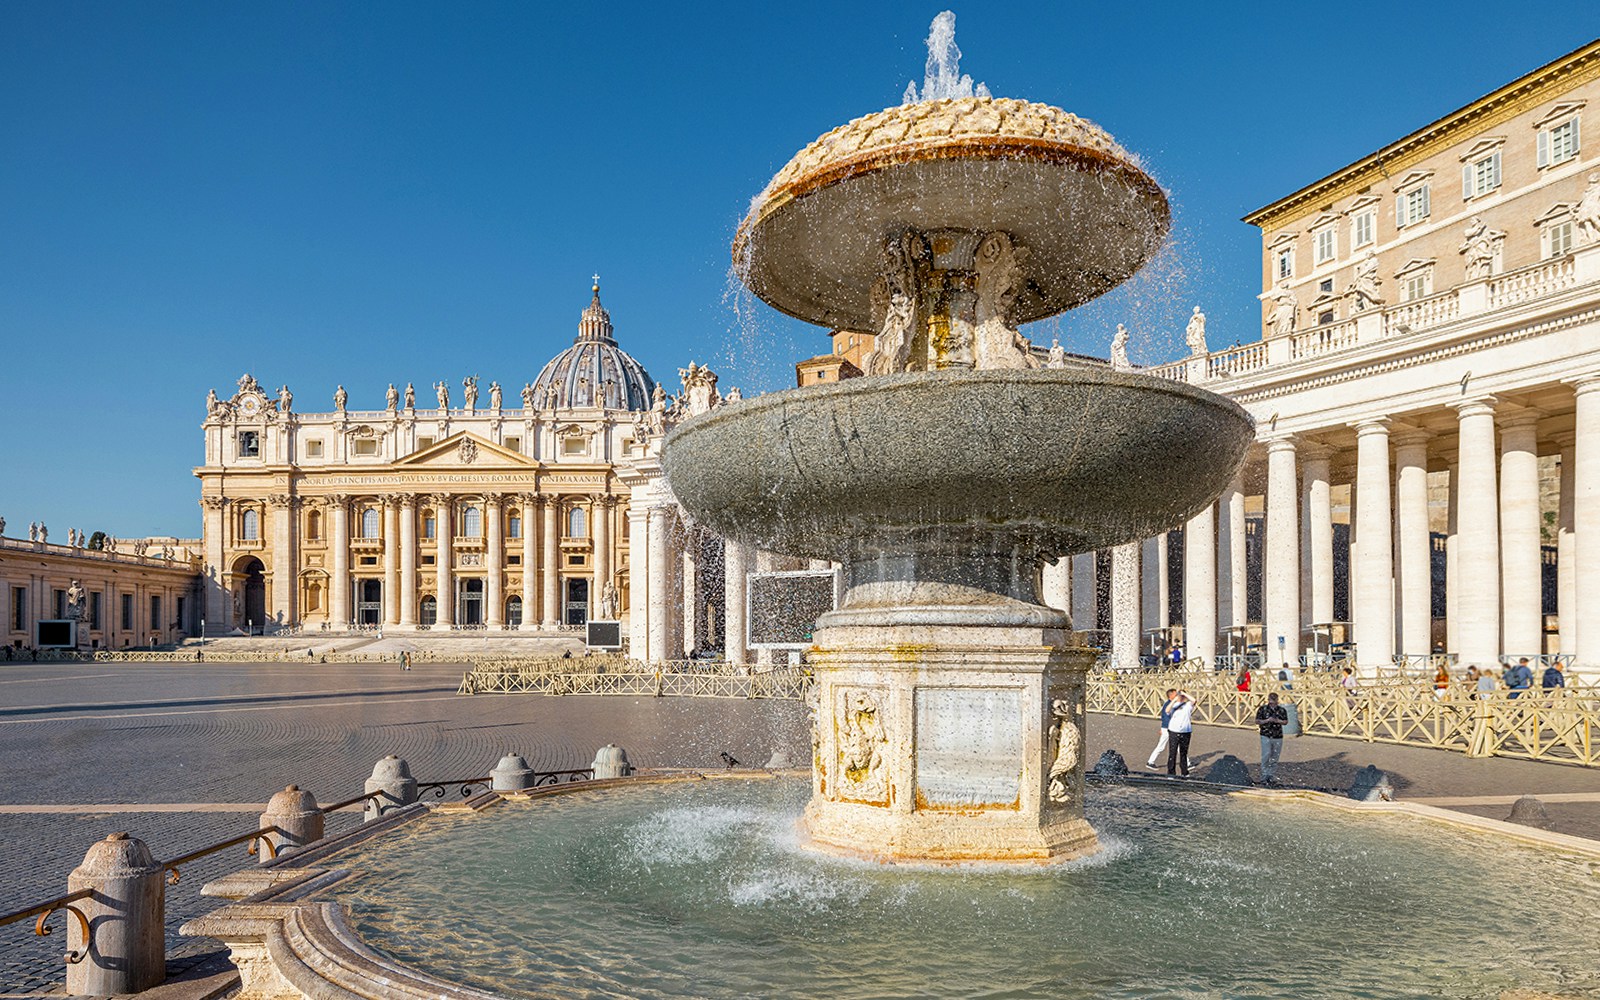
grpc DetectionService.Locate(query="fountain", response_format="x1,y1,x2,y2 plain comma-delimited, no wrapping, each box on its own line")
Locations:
664,11,1253,862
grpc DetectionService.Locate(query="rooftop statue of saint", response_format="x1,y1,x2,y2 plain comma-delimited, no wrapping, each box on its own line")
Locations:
1110,324,1131,371
386,383,399,411
1185,306,1208,356
333,385,347,412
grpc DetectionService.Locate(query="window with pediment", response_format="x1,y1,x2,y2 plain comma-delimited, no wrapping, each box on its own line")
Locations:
568,506,587,538
360,507,380,539
462,505,483,538
1536,103,1583,169
241,508,260,541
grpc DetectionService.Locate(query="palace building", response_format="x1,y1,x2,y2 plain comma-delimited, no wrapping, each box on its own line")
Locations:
194,284,700,642
1072,39,1600,676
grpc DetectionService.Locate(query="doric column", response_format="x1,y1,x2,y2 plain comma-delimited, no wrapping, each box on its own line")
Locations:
200,497,229,629
592,495,613,616
382,495,400,626
541,497,560,627
434,495,454,627
1351,420,1394,672
1444,454,1460,656
724,538,750,665
1393,430,1432,659
627,506,649,652
398,496,417,628
1557,434,1577,656
1499,413,1543,657
1300,447,1334,630
1069,552,1096,633
266,495,296,626
647,506,670,663
1217,474,1246,632
1139,537,1160,643
1110,542,1140,670
1451,398,1500,668
328,494,350,629
1265,437,1301,669
485,493,504,628
1041,557,1071,613
1571,375,1600,672
681,527,699,658
520,494,538,630
1183,503,1216,667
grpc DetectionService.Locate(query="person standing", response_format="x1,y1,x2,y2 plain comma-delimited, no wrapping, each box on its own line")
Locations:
1255,692,1288,785
1165,691,1194,777
1474,665,1496,699
1147,688,1179,769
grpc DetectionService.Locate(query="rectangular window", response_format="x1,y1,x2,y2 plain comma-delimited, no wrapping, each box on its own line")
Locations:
1546,220,1575,258
1540,118,1580,168
53,589,66,619
423,516,437,539
150,595,161,630
238,431,260,458
504,436,521,453
176,596,186,632
120,593,133,632
1404,273,1430,302
1462,152,1502,199
1314,229,1335,264
11,586,24,632
352,439,378,456
508,515,522,539
304,439,324,458
1397,185,1430,227
562,437,587,456
417,436,435,450
1318,278,1334,293
90,591,102,630
1275,247,1294,279
1352,211,1375,248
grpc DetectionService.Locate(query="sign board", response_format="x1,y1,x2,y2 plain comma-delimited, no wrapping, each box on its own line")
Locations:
747,569,839,650
586,619,623,651
37,620,76,648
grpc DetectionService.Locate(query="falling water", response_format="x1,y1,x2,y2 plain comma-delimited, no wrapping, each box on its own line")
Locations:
902,11,990,104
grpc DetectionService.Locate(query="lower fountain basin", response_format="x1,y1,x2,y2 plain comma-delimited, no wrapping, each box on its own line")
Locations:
320,777,1600,1000
663,369,1252,585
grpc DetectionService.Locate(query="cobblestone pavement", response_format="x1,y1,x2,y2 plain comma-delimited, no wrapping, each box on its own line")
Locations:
3,661,1598,995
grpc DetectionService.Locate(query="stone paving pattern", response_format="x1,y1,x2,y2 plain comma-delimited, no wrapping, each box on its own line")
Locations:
2,660,1597,995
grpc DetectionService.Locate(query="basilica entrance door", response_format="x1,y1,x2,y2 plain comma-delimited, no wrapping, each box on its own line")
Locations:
564,578,589,626
237,558,267,632
459,579,484,626
356,580,382,627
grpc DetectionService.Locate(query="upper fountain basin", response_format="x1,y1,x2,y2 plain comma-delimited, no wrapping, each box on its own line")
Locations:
663,369,1253,566
733,97,1170,331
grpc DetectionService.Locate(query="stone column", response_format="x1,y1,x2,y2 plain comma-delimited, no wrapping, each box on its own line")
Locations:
1499,413,1543,657
724,538,750,665
1301,447,1334,630
1571,375,1600,672
541,498,560,627
1041,557,1071,613
647,506,670,663
1393,430,1432,660
1451,398,1500,668
1265,437,1301,670
1069,552,1096,633
201,497,228,628
382,496,400,626
328,494,350,629
1351,420,1394,673
268,494,296,626
627,506,649,653
485,493,504,628
1110,542,1140,670
434,495,454,627
593,495,613,616
520,494,538,629
398,496,417,628
1444,454,1460,656
681,530,698,658
1557,434,1577,656
1217,474,1246,633
1183,503,1216,667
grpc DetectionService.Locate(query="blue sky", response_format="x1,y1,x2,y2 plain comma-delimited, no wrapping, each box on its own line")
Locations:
2,2,1596,536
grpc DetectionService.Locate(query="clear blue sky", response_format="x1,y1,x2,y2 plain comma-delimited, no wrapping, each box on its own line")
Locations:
3,2,1596,536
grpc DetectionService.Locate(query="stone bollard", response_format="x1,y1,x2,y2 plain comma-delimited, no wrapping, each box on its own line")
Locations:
1093,750,1129,778
258,785,325,862
1506,795,1555,830
591,744,632,779
364,755,419,821
66,832,166,995
490,753,536,792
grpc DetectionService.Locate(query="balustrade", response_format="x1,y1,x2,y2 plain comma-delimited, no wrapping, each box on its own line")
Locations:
1487,254,1577,309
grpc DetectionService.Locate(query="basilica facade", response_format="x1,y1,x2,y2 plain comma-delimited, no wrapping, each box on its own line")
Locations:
195,285,697,640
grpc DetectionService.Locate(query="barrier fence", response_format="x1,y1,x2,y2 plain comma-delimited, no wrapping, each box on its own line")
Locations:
460,657,811,700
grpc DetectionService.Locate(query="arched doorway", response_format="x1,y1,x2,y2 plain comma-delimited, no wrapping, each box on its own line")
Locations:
235,557,266,632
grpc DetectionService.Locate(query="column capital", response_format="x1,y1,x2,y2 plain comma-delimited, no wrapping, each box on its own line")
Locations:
1350,417,1391,437
266,493,296,509
1497,408,1542,432
1562,371,1600,396
1448,395,1498,418
1298,440,1335,464
397,493,418,510
482,491,504,506
379,492,407,507
1264,435,1298,454
426,492,453,508
515,492,540,507
324,493,350,508
1391,428,1431,451
199,496,229,511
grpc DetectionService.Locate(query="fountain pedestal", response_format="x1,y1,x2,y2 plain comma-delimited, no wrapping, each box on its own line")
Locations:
804,607,1097,864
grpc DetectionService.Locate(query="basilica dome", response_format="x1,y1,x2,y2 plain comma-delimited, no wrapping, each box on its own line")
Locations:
531,284,657,411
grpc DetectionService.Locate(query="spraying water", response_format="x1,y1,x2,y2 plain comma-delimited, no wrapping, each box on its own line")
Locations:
902,11,990,103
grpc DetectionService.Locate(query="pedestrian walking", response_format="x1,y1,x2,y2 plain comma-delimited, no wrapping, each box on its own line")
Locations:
1505,658,1533,699
1255,692,1288,785
1340,666,1360,707
1236,668,1252,692
1433,663,1451,699
1474,665,1496,698
1166,691,1194,777
1146,688,1179,769
1542,660,1566,692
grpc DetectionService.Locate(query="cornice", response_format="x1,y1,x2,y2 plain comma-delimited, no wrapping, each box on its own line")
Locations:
1244,39,1600,231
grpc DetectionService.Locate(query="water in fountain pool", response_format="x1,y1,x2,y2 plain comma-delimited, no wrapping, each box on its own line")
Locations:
336,778,1600,999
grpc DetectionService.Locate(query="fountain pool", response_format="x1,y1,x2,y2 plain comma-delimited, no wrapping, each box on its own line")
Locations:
330,777,1600,1000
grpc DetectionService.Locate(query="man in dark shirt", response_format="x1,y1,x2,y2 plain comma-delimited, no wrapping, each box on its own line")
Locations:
1542,661,1566,691
1255,692,1289,785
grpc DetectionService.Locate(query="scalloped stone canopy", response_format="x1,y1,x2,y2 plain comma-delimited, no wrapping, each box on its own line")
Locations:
733,97,1172,331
